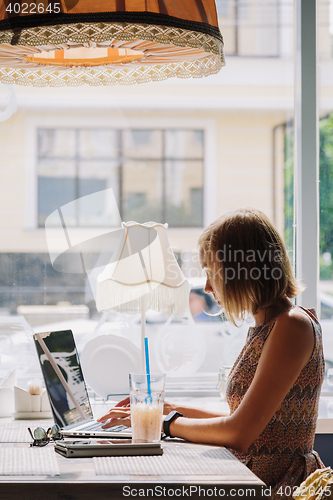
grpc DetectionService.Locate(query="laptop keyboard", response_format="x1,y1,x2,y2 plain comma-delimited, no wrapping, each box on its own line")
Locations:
83,421,127,433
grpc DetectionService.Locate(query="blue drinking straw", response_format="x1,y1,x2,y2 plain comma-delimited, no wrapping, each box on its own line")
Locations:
144,337,152,403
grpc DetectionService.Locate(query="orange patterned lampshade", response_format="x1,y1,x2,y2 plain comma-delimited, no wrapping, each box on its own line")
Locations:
0,0,224,86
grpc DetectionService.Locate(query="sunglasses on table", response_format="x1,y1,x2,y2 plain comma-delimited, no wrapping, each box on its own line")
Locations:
28,424,63,447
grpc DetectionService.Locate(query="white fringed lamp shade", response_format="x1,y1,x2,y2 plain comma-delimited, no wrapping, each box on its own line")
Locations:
0,0,224,86
96,221,189,316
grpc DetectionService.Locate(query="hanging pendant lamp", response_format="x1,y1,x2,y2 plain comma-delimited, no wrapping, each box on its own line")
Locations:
0,1,224,86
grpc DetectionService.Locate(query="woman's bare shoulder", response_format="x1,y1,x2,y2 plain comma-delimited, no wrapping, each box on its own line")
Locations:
264,306,315,368
276,306,314,333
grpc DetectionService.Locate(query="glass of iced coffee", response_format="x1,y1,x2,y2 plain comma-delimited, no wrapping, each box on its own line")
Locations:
129,373,166,443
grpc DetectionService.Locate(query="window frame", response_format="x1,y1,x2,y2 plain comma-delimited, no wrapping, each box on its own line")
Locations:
294,0,319,310
25,116,217,232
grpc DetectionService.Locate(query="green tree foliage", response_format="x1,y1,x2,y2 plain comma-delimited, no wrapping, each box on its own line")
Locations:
284,113,333,280
284,122,294,258
319,113,333,279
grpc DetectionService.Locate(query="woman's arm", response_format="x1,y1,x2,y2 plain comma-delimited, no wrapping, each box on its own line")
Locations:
163,401,229,418
166,309,315,451
97,395,229,428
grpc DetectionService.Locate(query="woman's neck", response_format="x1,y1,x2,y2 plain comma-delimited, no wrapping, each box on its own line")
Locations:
253,297,292,327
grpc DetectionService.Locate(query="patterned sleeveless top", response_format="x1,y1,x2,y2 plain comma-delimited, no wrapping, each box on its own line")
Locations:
226,306,325,500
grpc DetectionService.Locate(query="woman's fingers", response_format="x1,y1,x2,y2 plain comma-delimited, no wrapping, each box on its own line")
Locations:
97,402,131,431
97,407,130,423
101,415,131,429
115,396,130,408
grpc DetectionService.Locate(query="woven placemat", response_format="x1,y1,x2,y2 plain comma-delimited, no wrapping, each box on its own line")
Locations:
0,447,60,476
0,420,52,443
94,445,253,476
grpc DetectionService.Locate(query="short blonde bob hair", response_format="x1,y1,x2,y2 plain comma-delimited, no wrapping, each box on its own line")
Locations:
198,208,303,324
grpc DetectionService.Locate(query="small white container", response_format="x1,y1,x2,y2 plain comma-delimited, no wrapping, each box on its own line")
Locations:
31,394,41,412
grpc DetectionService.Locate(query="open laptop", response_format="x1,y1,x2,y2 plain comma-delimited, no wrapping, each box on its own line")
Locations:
33,329,131,438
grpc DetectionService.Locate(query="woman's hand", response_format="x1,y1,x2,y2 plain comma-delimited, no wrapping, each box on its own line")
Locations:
163,401,177,415
97,397,131,428
97,397,174,428
115,396,130,408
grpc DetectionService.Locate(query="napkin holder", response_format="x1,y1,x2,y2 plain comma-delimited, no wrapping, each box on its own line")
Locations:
0,369,16,417
13,386,53,419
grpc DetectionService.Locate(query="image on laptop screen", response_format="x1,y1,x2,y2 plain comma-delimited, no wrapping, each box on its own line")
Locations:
34,330,93,427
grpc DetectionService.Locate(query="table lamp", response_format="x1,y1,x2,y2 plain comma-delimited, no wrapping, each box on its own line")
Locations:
96,221,189,371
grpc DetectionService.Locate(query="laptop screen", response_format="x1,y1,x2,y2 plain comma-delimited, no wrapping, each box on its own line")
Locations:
34,329,93,428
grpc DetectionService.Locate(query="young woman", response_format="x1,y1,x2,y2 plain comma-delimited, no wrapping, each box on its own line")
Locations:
98,208,325,499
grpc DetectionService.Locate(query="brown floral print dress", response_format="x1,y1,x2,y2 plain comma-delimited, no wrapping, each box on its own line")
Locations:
226,306,326,500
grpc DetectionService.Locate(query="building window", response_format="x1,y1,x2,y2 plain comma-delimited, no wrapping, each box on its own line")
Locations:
217,0,283,57
37,128,204,228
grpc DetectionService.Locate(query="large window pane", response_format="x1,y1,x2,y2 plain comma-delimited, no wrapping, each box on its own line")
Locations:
318,0,333,381
0,0,297,390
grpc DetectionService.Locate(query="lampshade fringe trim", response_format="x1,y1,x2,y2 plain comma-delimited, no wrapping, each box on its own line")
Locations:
96,279,190,316
0,54,222,86
0,22,223,56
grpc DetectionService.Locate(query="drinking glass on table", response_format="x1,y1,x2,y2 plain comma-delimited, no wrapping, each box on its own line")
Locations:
129,373,166,443
217,366,232,402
